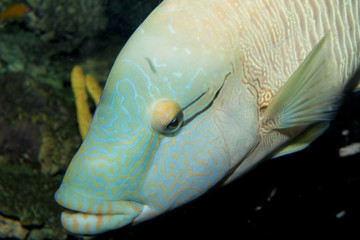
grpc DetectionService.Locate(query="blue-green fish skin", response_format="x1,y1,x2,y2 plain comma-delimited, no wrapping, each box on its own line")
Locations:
55,0,360,235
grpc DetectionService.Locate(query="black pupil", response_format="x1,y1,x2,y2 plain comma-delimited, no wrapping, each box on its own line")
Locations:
166,117,179,130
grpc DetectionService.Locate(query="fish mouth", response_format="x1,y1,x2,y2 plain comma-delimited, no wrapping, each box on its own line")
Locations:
54,183,144,235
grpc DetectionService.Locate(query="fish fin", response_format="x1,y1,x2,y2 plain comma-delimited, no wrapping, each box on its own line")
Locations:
270,122,329,158
351,69,360,92
261,33,342,132
342,66,360,92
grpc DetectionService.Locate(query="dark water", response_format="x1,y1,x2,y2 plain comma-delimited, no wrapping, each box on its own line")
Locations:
1,1,359,239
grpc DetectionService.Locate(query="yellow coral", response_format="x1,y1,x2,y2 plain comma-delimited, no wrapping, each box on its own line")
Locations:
85,74,102,105
71,65,103,140
71,66,92,140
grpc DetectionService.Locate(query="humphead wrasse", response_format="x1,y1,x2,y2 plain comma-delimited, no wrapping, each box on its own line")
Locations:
55,0,360,235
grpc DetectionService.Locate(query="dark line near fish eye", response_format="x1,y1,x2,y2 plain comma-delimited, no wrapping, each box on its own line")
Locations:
145,57,157,74
182,90,209,111
183,72,231,126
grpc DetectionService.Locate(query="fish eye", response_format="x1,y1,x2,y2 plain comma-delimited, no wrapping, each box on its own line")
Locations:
150,99,184,134
165,113,183,132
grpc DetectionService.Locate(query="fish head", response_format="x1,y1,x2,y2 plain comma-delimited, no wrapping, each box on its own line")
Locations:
55,1,260,235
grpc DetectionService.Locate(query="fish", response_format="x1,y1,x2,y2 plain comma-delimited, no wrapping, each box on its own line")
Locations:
55,0,360,235
0,3,30,22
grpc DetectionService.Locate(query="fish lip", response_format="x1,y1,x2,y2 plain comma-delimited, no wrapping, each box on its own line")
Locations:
58,202,143,235
55,183,145,234
54,182,144,215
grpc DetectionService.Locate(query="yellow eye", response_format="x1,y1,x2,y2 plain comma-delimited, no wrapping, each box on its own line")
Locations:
150,99,184,134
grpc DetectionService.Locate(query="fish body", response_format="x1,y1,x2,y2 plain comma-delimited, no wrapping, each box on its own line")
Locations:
0,4,30,21
55,0,360,235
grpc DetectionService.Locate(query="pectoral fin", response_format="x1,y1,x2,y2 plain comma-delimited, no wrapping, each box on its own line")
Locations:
269,122,329,158
261,33,342,133
226,33,344,183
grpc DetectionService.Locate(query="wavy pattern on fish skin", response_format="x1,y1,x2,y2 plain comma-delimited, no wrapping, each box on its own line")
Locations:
139,115,225,218
204,0,360,100
62,76,161,202
136,68,259,221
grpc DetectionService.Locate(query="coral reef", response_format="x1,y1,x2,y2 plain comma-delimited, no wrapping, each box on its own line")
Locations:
0,215,29,239
0,65,103,240
0,166,67,240
0,0,161,90
0,72,81,175
0,0,109,91
0,72,79,239
26,0,108,50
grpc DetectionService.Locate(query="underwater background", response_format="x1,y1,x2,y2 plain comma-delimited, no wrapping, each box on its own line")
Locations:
0,0,359,239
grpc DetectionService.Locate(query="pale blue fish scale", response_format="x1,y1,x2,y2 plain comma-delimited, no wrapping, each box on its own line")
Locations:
136,72,260,220
61,77,158,201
